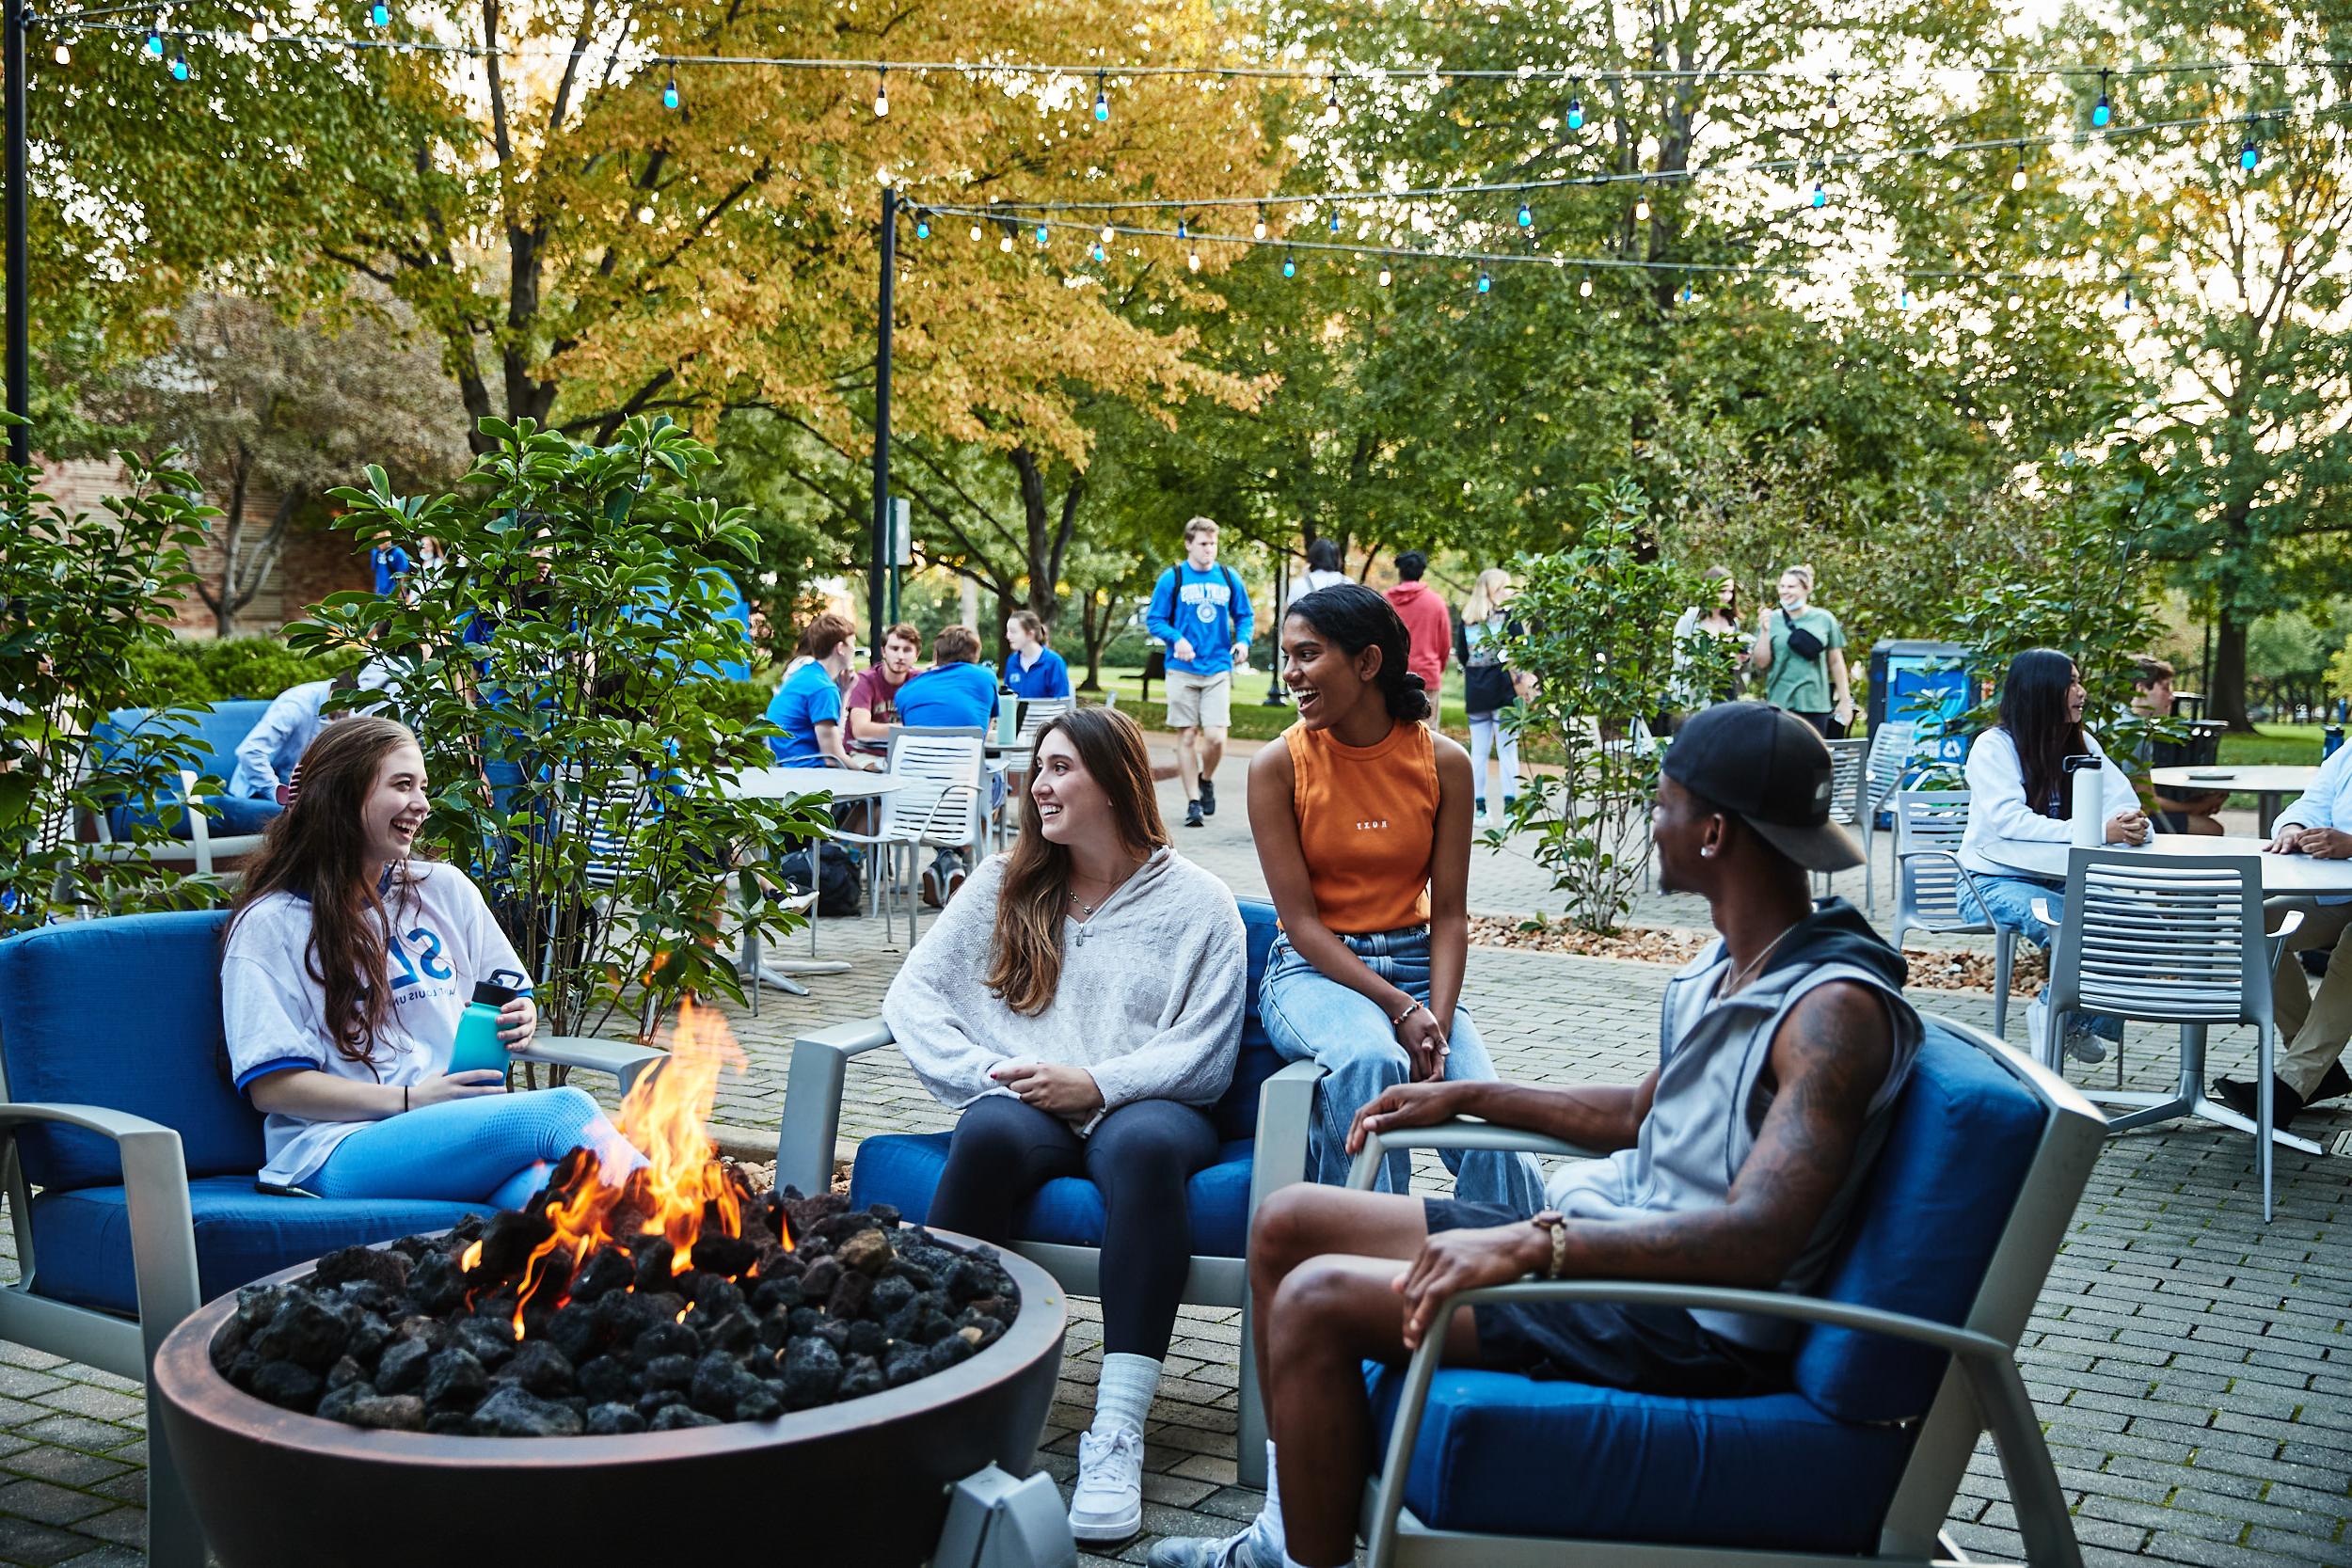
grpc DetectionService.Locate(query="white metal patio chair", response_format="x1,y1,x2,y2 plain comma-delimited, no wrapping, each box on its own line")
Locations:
1859,720,1915,915
2039,846,2315,1221
1889,789,2019,1042
826,729,986,945
1816,736,1869,899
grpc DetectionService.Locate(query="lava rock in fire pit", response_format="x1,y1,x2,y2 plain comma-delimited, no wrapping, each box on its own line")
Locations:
227,1195,1019,1436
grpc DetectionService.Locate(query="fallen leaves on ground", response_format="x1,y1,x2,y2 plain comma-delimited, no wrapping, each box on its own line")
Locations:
1470,916,2047,995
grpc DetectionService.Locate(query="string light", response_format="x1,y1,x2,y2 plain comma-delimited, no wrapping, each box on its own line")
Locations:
1035,220,1048,244
914,212,930,238
1476,270,1491,293
1823,71,1840,128
1327,210,1340,233
1100,217,1115,244
1633,194,1650,221
2241,119,2259,167
168,36,186,77
2010,148,2027,190
1323,74,1341,126
874,67,889,118
1517,200,1532,226
1579,271,1593,297
51,40,69,62
1567,82,1583,131
1282,248,1296,277
2092,70,2111,128
369,1,389,26
1094,70,1108,121
999,231,1014,252
1811,178,1825,208
1252,203,1267,240
1680,281,1692,303
1377,263,1391,286
1188,242,1201,272
249,17,267,40
969,221,983,241
1092,234,1104,261
662,69,678,109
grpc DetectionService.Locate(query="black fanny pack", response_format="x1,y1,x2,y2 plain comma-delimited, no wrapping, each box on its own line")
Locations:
1781,609,1826,661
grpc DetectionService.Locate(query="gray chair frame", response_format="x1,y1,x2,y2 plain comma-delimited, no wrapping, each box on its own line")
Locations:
775,1016,1325,1489
0,1036,665,1568
1343,1012,2105,1568
2040,847,2317,1221
1818,736,1870,898
1859,721,1915,915
1889,789,2018,1042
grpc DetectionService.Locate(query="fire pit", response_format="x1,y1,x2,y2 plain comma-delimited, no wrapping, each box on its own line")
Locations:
150,1003,1069,1566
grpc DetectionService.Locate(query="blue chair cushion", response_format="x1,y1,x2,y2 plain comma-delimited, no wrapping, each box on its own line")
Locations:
0,911,266,1190
1791,1022,2044,1424
1208,899,1283,1144
1365,1367,1912,1553
850,1132,1259,1259
93,703,273,838
27,1177,493,1317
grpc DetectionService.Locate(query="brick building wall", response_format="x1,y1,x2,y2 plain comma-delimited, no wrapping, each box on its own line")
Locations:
38,453,371,639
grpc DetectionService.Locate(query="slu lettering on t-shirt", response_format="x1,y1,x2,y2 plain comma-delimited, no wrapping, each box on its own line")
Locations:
386,925,457,994
1355,818,1391,832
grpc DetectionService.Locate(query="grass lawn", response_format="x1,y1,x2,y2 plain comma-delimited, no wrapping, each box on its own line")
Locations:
2217,723,2327,766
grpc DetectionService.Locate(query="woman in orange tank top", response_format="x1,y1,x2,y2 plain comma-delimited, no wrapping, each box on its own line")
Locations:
1247,583,1543,1210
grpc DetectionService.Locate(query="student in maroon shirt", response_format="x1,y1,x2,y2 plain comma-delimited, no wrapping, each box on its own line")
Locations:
847,622,923,742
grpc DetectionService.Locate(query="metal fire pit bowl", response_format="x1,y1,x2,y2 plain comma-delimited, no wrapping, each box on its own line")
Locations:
151,1230,1067,1568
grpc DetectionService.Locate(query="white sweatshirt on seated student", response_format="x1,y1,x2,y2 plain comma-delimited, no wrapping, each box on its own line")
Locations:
1958,725,2141,882
882,847,1245,1134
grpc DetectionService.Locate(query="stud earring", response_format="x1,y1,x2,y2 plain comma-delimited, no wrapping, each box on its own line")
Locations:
1700,846,1716,858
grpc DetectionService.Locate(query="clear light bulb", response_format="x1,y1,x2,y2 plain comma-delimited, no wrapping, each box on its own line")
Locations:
1634,195,1650,221
970,223,983,242
1000,234,1014,252
1579,273,1593,297
249,18,267,40
51,40,69,62
1377,265,1391,286
1100,222,1114,244
2006,291,2022,310
2010,159,2026,191
1253,206,1267,240
1323,80,1341,126
1188,248,1201,273
874,71,889,118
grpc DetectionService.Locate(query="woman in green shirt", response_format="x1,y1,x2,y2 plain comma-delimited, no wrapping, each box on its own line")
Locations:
1749,563,1854,736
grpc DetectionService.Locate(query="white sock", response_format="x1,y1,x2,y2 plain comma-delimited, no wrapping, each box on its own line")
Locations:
1283,1554,1343,1568
1091,1352,1160,1438
1246,1439,1285,1556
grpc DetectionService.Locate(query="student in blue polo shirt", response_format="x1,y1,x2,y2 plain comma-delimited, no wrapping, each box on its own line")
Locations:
1003,610,1073,702
765,612,868,768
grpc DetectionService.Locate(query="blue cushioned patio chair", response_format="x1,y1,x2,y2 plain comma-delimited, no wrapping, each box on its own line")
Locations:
1345,1013,2104,1568
0,910,665,1568
774,896,1321,1487
83,702,279,880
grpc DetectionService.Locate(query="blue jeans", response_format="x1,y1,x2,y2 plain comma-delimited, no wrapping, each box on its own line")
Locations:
1259,927,1546,1209
310,1087,644,1211
1962,873,2122,1042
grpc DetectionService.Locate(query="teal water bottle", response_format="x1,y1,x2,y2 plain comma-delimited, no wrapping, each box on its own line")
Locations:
447,980,522,1075
994,694,1019,745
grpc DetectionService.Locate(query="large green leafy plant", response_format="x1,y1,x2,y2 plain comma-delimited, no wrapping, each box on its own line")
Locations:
0,450,227,929
1498,480,1699,933
289,416,828,1042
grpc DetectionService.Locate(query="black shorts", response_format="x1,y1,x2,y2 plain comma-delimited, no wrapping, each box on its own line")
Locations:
1422,1198,1791,1399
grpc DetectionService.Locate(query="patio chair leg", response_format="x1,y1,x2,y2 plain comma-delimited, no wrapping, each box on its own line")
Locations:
1992,932,2013,1041
144,1382,205,1568
1235,1296,1268,1489
2257,1024,2276,1223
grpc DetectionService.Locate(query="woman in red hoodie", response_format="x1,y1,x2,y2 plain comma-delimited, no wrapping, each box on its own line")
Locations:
1382,551,1451,725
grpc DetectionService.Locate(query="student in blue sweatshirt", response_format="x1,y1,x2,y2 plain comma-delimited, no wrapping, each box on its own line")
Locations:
1146,517,1254,829
897,624,1004,906
1003,610,1073,701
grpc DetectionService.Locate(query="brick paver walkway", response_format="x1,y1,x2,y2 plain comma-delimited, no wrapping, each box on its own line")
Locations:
1,755,2344,1566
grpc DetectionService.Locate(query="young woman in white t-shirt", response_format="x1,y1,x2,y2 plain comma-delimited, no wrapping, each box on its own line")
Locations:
221,714,641,1207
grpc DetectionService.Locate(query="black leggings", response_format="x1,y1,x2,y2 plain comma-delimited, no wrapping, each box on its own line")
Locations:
925,1095,1219,1358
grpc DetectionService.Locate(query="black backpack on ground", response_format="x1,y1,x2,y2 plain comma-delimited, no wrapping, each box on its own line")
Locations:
780,841,863,917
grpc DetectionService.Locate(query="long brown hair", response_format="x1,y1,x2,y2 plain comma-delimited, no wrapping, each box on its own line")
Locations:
986,707,1168,1016
226,714,424,1072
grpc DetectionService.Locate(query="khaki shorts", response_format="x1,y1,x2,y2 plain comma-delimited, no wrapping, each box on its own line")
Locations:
1165,670,1232,730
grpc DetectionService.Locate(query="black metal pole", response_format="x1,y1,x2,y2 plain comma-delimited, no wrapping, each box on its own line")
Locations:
868,186,897,657
5,0,28,469
1263,534,1288,704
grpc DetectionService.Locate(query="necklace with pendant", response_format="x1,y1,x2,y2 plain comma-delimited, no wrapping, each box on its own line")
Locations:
1720,919,1802,998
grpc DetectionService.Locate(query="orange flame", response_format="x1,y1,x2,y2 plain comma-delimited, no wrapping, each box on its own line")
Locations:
489,998,773,1334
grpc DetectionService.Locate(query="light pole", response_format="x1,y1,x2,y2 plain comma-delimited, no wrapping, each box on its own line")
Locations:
868,184,898,656
6,0,29,469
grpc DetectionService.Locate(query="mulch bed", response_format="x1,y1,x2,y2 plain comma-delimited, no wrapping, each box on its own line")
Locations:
1470,916,2045,996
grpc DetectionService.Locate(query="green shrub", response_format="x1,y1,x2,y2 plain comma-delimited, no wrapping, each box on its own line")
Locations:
123,638,354,710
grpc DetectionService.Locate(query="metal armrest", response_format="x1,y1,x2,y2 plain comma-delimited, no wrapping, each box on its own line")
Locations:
511,1035,665,1098
2267,908,2306,943
0,1102,201,1356
2031,896,2059,928
1346,1119,1604,1191
1364,1280,2080,1568
774,1018,898,1196
1245,1060,1327,1218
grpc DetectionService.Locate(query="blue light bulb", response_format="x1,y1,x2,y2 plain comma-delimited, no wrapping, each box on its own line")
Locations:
1476,271,1490,293
1567,97,1583,130
916,216,930,239
2241,137,2258,169
1178,217,1189,240
1812,181,1825,209
1680,282,1692,304
1036,223,1048,244
1095,74,1109,121
146,28,163,55
1517,201,1532,227
1282,252,1295,277
2092,93,2110,128
1899,288,1912,310
169,50,186,78
1092,241,1104,261
371,2,388,24
1327,212,1339,233
662,74,678,109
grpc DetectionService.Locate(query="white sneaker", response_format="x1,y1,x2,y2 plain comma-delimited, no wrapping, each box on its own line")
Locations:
2063,1022,2109,1065
1070,1424,1145,1544
2025,998,2049,1060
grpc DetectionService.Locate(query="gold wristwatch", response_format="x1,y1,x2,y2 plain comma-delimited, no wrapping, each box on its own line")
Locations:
1530,1209,1567,1280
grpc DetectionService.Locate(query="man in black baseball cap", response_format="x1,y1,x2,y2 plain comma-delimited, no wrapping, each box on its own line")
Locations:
1661,700,1863,873
1148,700,1920,1568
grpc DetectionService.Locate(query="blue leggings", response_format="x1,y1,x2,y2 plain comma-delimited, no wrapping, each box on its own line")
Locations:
309,1087,643,1211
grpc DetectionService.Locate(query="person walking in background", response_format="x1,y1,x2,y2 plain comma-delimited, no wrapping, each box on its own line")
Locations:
371,541,412,598
1959,648,2148,1067
847,622,923,742
1383,550,1451,727
883,707,1245,1545
1002,610,1073,702
763,612,872,770
1750,563,1853,736
1669,565,1746,730
1300,537,1347,595
1248,582,1544,1212
1454,568,1532,829
1147,517,1254,830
